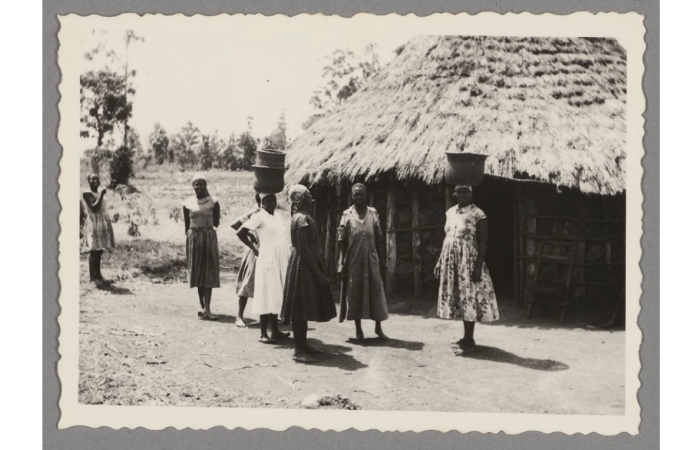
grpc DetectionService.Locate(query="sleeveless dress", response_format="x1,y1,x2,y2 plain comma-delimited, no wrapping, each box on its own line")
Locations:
184,195,220,288
436,204,499,322
81,190,115,253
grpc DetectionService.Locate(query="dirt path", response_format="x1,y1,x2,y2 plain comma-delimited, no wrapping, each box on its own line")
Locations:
79,268,625,415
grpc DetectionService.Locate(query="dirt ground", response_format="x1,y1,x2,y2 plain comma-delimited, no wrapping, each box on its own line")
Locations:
78,265,625,415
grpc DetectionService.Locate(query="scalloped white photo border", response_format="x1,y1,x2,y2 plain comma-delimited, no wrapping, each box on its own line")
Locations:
56,12,645,434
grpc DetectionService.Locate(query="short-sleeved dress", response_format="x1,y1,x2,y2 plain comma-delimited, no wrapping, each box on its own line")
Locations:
184,195,220,289
337,205,389,322
81,190,115,253
436,204,499,322
242,210,290,316
281,213,337,325
234,208,259,298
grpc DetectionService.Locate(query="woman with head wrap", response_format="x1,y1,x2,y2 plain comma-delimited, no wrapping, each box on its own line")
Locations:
237,192,291,342
434,185,499,354
281,185,337,363
337,183,389,340
230,193,261,328
183,174,221,320
81,173,115,283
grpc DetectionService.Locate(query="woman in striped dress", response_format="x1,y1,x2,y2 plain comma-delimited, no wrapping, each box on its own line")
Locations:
183,174,221,320
230,194,261,327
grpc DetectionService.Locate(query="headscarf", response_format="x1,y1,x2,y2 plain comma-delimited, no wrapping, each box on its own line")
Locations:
288,184,310,215
454,184,473,193
191,173,207,185
191,173,210,199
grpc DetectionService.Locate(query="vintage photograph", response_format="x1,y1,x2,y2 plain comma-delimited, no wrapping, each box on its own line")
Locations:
57,13,645,434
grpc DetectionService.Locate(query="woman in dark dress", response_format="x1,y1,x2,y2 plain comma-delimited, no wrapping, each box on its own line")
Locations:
281,185,337,363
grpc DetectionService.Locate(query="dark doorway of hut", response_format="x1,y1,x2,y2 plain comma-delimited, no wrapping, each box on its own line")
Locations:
473,177,516,303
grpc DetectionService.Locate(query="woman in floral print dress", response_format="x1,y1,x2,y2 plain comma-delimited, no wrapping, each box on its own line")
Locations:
434,185,498,354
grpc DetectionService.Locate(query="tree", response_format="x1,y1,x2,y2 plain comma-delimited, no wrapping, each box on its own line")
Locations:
199,133,220,171
127,128,144,162
109,145,134,186
171,122,202,171
237,131,257,171
121,31,145,147
80,70,132,147
148,123,170,165
80,30,144,148
217,132,241,170
305,43,382,127
263,111,288,150
81,30,144,181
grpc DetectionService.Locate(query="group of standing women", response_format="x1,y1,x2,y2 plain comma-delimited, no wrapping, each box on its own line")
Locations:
183,175,341,363
182,173,500,359
82,171,500,363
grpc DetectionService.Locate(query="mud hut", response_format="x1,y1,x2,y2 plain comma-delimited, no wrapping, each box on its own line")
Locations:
286,36,626,318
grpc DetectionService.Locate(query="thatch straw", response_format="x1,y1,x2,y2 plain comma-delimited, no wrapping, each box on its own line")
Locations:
286,36,627,195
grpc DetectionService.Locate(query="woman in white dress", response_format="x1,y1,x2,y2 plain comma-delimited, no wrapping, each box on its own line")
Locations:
236,193,291,342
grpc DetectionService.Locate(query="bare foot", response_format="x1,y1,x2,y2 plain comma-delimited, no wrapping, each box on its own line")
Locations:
354,329,365,341
271,331,290,340
293,354,318,364
203,313,219,321
235,318,247,328
259,335,274,343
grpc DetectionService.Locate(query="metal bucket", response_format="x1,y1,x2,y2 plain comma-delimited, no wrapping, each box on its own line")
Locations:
444,152,488,185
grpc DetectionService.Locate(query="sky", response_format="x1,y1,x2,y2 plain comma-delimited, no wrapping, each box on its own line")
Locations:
79,17,425,150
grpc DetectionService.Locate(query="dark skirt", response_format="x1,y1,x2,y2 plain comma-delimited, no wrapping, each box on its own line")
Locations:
281,248,337,325
186,228,220,288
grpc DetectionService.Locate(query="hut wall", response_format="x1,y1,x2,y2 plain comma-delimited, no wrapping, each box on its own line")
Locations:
515,183,626,312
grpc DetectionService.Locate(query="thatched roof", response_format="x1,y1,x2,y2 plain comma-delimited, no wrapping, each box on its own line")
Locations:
286,36,627,195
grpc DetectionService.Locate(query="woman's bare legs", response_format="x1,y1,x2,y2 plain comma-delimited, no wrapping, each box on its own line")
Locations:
458,321,476,354
269,314,290,340
236,296,248,327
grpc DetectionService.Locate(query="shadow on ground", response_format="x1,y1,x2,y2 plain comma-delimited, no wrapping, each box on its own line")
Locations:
462,345,570,372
